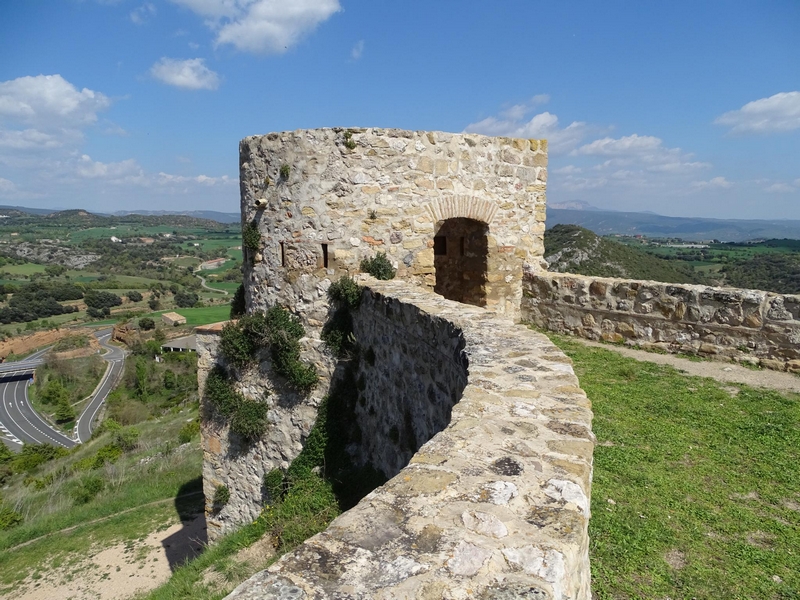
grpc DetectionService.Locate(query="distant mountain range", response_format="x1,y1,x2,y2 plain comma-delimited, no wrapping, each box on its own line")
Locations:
2,204,799,241
0,206,241,224
547,208,800,242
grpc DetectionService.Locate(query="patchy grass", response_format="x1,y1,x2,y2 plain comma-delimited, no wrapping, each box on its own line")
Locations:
0,263,47,276
0,407,202,593
549,335,800,600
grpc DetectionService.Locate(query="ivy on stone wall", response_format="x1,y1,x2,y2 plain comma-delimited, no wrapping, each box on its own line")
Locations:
219,306,318,388
205,365,269,442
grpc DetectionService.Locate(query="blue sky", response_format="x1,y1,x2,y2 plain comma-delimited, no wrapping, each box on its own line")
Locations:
0,1,798,219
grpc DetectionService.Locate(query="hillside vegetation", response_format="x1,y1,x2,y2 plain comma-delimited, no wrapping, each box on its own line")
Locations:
544,224,704,283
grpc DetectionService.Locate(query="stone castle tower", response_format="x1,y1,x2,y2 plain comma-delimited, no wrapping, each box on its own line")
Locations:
239,128,548,321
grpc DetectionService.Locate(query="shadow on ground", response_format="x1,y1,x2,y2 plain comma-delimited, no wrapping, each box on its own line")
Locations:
161,476,208,571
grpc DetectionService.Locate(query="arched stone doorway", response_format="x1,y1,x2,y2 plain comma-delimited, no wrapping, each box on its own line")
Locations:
433,218,489,307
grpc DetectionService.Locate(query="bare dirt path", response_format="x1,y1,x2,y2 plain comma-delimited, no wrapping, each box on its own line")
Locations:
573,339,800,395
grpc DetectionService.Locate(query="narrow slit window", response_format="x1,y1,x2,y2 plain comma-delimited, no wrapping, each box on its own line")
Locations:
280,242,285,267
321,243,329,268
434,236,447,256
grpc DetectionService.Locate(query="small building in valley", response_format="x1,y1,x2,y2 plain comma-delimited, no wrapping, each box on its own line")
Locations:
161,312,187,327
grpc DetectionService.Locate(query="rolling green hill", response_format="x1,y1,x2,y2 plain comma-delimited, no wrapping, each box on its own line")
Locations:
544,224,705,283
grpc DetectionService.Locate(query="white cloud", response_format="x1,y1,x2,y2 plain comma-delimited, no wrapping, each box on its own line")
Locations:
691,176,732,190
0,129,65,150
765,182,795,193
130,3,156,24
574,134,662,156
351,40,364,60
157,172,233,186
150,58,221,90
171,0,341,54
0,178,16,193
77,154,145,183
573,133,711,173
715,91,800,134
465,110,590,154
0,74,111,129
553,165,582,175
499,95,550,120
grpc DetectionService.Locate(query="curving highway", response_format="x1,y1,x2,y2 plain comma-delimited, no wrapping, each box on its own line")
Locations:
0,329,126,451
0,374,76,450
75,331,126,443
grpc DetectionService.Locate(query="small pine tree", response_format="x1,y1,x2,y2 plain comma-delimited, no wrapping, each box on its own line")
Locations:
54,395,75,423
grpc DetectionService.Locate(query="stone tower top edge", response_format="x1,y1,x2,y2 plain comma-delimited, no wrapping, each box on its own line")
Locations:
239,127,548,149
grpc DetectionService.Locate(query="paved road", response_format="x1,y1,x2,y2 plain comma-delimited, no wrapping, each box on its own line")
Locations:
0,330,126,450
198,275,228,295
75,331,126,443
0,372,76,450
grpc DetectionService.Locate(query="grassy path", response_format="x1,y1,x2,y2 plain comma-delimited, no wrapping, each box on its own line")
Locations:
572,337,800,394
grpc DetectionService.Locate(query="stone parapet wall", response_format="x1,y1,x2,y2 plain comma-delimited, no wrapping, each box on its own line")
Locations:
240,128,547,319
347,284,468,479
522,272,800,371
224,279,594,600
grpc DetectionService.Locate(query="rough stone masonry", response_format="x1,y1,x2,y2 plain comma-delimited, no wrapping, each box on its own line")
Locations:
197,128,596,597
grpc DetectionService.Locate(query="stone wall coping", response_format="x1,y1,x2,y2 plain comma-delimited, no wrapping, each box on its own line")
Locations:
225,278,594,600
242,127,547,148
529,270,790,297
195,321,230,334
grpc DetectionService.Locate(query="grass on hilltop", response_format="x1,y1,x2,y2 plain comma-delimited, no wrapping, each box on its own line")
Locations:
546,334,800,600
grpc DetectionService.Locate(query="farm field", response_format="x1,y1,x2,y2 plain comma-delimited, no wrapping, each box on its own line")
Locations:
130,305,231,328
65,225,212,244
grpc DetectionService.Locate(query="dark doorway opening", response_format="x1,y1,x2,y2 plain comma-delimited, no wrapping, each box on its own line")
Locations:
433,218,488,307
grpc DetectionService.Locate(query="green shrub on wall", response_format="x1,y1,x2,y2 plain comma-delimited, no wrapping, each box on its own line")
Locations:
219,306,318,391
230,398,269,442
205,366,270,443
205,366,243,417
209,304,318,443
242,222,261,253
219,320,258,370
327,275,362,310
360,252,395,280
213,484,230,507
230,283,246,319
264,468,285,504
